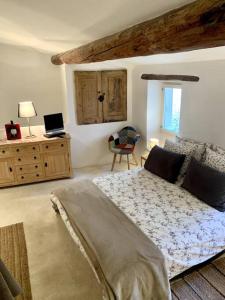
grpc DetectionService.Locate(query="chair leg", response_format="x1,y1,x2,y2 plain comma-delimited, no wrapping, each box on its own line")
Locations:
132,153,138,166
127,154,130,170
119,154,122,164
111,154,117,171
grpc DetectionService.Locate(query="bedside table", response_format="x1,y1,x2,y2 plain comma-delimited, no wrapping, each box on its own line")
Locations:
141,150,150,167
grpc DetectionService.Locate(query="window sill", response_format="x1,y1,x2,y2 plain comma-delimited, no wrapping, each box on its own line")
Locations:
160,128,177,136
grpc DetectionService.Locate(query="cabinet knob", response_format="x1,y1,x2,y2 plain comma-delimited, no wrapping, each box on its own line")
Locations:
2,150,5,154
45,162,48,167
20,167,22,171
9,167,12,172
16,149,20,152
34,156,37,160
61,144,64,147
33,147,36,150
36,174,39,177
35,165,38,169
21,176,24,179
46,145,49,149
18,158,21,161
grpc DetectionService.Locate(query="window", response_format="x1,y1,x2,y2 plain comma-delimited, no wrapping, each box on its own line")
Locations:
162,86,182,133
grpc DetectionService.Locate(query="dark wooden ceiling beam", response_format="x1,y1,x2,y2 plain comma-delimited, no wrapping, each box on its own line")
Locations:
141,74,200,82
51,0,225,65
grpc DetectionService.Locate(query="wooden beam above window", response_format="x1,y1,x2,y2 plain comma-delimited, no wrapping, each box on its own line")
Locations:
51,0,225,65
141,74,200,82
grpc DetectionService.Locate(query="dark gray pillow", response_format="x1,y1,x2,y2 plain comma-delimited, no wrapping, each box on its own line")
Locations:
144,145,186,183
182,158,225,212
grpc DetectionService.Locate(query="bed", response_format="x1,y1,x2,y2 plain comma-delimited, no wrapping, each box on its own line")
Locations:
51,167,225,299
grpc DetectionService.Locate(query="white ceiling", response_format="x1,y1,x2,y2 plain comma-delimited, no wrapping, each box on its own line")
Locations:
0,0,194,54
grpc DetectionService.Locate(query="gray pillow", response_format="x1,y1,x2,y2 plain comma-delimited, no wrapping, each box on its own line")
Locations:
211,144,225,156
204,147,225,173
176,136,206,161
164,139,197,184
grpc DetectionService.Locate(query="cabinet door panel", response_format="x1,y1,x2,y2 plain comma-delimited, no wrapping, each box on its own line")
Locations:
74,71,102,124
44,152,70,178
0,159,15,184
102,70,127,122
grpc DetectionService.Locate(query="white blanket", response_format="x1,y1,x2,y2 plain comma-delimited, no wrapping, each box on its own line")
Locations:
93,168,225,278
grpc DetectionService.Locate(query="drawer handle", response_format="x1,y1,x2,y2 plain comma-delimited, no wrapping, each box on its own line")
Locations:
36,174,39,177
21,176,24,179
20,167,23,171
45,162,48,167
46,146,49,149
2,150,5,154
34,156,37,160
35,165,38,169
61,144,64,147
16,149,20,152
9,167,12,172
18,158,21,161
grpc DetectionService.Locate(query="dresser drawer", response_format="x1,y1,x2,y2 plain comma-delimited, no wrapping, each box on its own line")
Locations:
17,172,43,184
0,147,13,158
16,163,42,175
15,154,41,165
41,141,67,152
13,144,40,155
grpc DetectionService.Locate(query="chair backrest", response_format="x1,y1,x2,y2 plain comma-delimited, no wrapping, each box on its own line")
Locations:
118,126,139,145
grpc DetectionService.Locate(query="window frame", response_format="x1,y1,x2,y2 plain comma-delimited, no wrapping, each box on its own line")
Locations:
161,83,182,135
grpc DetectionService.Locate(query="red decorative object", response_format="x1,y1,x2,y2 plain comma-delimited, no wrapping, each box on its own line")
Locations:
5,121,22,140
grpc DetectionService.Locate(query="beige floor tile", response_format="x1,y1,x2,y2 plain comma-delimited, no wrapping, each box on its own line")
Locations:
0,162,131,300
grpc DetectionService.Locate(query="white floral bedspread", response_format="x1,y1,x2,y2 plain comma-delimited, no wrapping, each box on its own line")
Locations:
93,168,225,279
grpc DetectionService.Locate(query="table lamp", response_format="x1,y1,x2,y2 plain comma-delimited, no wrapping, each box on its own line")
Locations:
147,138,159,150
18,101,37,138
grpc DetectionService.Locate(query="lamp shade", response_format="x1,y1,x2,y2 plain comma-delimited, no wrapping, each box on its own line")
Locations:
18,101,37,118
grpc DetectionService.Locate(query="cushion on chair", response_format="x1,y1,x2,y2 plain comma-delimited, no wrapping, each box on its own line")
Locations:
108,126,140,155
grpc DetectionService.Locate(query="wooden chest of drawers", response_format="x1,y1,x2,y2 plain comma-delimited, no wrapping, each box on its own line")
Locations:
0,135,72,187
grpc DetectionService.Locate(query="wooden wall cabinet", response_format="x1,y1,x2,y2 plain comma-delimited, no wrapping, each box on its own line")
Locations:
74,69,127,125
0,135,72,188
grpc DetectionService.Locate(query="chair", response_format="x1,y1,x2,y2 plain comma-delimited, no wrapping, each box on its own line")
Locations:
108,126,140,171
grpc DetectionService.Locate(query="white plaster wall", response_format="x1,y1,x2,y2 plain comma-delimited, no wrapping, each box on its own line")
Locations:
132,60,225,151
0,43,65,128
0,44,134,169
2,43,225,168
62,61,134,168
147,81,162,142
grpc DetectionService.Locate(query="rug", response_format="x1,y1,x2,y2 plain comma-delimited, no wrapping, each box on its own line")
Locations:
171,255,225,299
0,223,32,300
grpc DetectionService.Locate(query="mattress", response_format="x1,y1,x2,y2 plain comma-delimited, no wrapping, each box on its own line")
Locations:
93,168,225,279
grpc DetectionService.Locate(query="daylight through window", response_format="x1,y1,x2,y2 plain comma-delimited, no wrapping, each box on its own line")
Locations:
162,87,182,133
